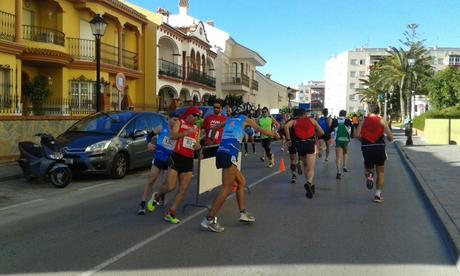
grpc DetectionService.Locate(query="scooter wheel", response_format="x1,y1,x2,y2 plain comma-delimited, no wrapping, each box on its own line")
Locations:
49,167,72,188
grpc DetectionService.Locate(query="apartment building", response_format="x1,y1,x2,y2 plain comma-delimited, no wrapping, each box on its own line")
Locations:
297,81,325,113
325,47,460,116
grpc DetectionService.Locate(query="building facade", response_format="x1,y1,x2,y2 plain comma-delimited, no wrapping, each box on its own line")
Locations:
325,47,460,117
0,0,159,117
297,81,325,113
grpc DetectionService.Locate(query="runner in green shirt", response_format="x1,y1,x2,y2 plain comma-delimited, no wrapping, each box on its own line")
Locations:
258,107,280,168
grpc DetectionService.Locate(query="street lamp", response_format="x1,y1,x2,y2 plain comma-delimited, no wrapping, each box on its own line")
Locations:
90,14,107,112
406,57,416,146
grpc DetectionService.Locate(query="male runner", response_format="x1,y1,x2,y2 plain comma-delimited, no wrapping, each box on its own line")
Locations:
137,116,176,215
318,108,333,161
244,123,256,156
201,112,279,232
201,101,227,158
152,107,202,223
259,107,280,168
355,104,393,203
286,109,303,184
285,109,324,199
333,110,352,180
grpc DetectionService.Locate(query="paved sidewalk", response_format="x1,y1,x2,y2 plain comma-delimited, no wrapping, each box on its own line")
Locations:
0,161,22,182
394,129,460,267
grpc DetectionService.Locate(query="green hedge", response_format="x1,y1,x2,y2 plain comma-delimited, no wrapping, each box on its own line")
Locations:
413,105,460,130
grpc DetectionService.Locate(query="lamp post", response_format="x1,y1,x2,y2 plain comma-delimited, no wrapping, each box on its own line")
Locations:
90,14,107,112
406,57,416,146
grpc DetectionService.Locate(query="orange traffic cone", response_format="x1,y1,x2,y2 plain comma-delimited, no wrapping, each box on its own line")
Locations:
279,158,286,172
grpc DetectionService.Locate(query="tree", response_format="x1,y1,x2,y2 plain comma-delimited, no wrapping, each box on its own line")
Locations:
424,67,460,109
23,75,51,115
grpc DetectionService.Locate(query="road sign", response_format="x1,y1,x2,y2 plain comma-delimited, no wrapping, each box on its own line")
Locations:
115,72,126,91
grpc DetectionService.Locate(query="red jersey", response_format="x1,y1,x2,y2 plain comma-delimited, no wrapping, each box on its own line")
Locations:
202,114,227,144
174,119,200,158
361,116,384,143
294,117,315,139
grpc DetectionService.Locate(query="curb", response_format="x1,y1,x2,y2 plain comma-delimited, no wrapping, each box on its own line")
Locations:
394,141,460,270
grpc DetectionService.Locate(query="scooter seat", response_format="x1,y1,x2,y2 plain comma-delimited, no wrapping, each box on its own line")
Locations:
19,141,42,158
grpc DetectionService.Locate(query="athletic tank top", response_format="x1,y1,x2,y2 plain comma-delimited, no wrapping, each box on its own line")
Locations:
259,117,272,139
361,116,384,144
173,119,200,158
294,117,315,140
153,121,176,162
218,115,247,156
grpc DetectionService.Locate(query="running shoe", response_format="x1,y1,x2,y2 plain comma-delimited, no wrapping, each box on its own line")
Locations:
366,172,374,190
201,217,224,233
147,192,159,212
297,162,303,175
244,152,248,157
373,195,384,203
336,173,341,180
343,167,348,173
281,146,285,152
137,202,146,215
325,157,329,162
260,156,265,162
318,152,322,159
291,174,297,184
164,212,180,224
268,155,275,168
304,183,313,199
311,184,316,194
239,211,256,222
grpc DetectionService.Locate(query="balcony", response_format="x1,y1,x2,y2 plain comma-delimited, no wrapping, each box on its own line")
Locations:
186,68,216,88
23,25,65,46
0,11,15,41
122,49,138,70
222,73,250,93
251,79,259,91
158,59,182,79
67,37,95,61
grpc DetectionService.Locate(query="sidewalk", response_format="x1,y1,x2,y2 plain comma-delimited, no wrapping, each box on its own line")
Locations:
0,161,22,182
393,129,460,266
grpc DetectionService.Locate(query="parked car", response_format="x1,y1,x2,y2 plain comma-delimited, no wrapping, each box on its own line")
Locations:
57,111,167,179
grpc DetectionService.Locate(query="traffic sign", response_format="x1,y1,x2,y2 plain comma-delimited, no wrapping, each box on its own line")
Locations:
115,72,126,91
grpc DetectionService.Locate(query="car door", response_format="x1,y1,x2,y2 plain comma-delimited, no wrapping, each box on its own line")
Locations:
129,115,150,168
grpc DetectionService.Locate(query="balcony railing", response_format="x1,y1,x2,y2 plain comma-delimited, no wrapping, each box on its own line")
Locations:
251,79,259,91
67,37,95,61
223,73,250,87
100,42,118,66
158,59,182,79
0,11,15,41
23,25,65,46
122,48,138,70
186,68,216,88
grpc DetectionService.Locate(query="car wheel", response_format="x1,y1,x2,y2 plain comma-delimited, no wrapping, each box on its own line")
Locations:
111,153,128,179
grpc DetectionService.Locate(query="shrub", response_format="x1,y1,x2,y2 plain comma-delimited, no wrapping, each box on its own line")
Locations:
413,105,460,130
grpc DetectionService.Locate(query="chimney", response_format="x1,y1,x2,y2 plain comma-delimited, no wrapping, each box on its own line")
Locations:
206,20,215,27
266,73,272,79
179,0,189,16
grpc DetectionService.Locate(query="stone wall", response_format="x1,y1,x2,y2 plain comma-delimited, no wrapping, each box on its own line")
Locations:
0,118,78,163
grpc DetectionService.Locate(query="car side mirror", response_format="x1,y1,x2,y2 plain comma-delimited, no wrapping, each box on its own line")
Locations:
132,130,147,139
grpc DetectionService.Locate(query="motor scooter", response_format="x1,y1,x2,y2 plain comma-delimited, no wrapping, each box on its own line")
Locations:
17,133,72,188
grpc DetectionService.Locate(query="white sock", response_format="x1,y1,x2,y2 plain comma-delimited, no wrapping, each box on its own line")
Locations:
375,189,382,197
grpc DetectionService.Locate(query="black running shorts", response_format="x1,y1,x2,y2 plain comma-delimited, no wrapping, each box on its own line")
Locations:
296,140,316,157
216,151,238,169
170,152,194,173
361,145,387,169
152,158,169,170
288,142,297,154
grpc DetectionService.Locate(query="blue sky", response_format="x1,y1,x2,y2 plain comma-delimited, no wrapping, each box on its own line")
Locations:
130,0,460,87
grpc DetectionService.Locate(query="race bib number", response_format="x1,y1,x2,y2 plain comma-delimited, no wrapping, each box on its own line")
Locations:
183,136,196,150
208,130,220,140
162,136,175,150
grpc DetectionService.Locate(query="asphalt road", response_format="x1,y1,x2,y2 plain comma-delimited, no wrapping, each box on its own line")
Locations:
0,139,458,275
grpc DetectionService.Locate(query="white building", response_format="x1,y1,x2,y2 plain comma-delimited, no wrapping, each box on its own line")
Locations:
297,81,325,113
325,47,460,117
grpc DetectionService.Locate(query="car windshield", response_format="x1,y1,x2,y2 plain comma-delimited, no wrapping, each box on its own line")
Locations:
67,113,133,134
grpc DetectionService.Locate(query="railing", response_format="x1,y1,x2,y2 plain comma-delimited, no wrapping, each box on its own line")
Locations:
223,73,250,87
122,48,138,70
100,42,118,65
186,68,216,88
0,11,15,41
67,37,95,61
22,97,95,116
158,59,182,79
251,79,259,91
22,25,65,46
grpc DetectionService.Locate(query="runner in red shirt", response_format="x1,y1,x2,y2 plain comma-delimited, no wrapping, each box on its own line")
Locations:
201,101,228,158
153,106,202,224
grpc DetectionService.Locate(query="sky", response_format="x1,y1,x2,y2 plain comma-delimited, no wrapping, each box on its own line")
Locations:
129,0,460,87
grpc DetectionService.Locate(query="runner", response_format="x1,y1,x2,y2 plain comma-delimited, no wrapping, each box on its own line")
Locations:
244,121,256,156
201,112,279,232
201,101,227,158
276,112,287,152
152,107,202,223
286,109,303,184
258,107,280,168
285,109,324,198
317,108,333,161
333,110,352,180
351,113,360,138
355,104,393,203
137,116,176,215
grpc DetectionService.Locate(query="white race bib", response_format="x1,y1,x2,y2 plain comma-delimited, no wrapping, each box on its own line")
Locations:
162,136,175,150
183,136,196,150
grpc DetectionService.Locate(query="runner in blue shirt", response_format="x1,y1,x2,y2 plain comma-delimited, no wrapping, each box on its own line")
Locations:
201,112,279,233
243,123,256,156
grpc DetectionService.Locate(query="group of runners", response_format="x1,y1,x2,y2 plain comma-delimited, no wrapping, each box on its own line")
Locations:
137,102,393,233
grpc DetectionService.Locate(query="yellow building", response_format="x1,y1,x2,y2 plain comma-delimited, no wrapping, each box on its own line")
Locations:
0,0,160,116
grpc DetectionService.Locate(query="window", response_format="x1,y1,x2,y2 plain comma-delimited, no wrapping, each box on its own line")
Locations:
0,67,13,108
359,59,365,65
350,71,356,77
359,71,365,77
448,56,460,66
350,59,357,65
70,80,96,111
349,83,356,89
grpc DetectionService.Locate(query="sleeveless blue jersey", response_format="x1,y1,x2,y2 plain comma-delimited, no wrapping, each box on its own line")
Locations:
151,121,175,162
245,126,254,136
218,115,247,156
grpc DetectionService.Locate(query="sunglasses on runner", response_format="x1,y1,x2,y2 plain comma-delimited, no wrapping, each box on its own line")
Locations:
192,113,201,118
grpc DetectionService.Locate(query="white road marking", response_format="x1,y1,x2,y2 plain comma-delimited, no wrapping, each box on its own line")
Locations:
0,198,45,212
78,181,114,191
78,170,280,276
